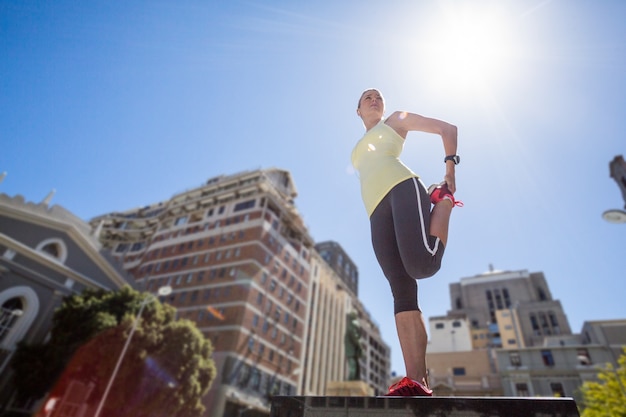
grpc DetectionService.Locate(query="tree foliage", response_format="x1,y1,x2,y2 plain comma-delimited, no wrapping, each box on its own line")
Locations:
11,286,216,417
579,348,626,417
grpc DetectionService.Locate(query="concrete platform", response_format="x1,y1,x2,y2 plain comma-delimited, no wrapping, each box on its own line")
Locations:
270,396,580,417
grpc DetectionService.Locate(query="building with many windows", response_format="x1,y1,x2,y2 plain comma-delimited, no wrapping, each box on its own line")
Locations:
90,168,392,416
308,241,389,396
496,319,626,397
426,267,625,398
314,241,359,296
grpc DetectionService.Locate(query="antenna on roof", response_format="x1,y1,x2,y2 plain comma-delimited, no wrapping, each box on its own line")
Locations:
42,189,56,206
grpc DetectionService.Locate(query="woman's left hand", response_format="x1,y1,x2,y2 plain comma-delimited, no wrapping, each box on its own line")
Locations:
444,172,456,194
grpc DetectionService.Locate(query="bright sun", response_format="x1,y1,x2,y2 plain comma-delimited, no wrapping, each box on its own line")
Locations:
419,4,519,93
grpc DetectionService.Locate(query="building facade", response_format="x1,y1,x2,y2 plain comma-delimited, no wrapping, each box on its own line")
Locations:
314,241,359,296
496,320,626,398
0,191,133,416
309,241,390,396
90,168,392,416
91,168,312,417
427,267,625,398
445,268,572,350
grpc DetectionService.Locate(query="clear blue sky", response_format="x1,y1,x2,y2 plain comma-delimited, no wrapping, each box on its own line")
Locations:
2,0,625,376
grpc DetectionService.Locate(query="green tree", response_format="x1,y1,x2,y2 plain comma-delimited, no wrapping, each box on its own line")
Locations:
11,286,216,417
580,348,626,417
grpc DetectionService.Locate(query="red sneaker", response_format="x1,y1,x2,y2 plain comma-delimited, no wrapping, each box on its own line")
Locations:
384,377,433,397
428,182,463,207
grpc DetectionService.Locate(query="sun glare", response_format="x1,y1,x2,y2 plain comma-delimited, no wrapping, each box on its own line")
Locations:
420,4,518,93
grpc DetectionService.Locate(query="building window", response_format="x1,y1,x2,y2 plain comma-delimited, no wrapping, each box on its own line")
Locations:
503,288,511,308
494,289,503,309
548,311,561,335
435,323,445,329
530,314,541,336
541,349,555,366
0,298,23,343
509,352,522,367
175,216,187,226
129,242,144,252
115,243,128,253
577,348,591,365
550,382,565,397
515,383,529,396
537,287,548,301
452,321,462,328
234,199,256,212
36,238,69,263
452,367,466,376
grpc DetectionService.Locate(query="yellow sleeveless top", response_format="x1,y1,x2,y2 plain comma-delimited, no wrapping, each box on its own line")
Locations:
351,120,418,217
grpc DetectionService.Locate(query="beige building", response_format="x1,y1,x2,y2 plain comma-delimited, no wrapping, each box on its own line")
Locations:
301,250,350,396
308,241,390,397
427,350,503,396
427,268,626,398
496,320,626,397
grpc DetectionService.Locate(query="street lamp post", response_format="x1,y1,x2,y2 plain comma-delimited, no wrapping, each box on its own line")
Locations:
93,286,172,417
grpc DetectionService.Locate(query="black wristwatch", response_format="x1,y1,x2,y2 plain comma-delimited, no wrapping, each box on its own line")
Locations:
444,155,460,165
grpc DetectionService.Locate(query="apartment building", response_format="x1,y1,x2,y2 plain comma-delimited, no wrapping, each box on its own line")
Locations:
90,168,313,417
90,168,392,415
301,250,351,396
350,297,391,396
427,267,625,398
312,241,390,396
315,241,359,296
496,320,626,397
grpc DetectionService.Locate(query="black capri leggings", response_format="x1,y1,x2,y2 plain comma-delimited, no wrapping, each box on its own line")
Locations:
370,177,445,314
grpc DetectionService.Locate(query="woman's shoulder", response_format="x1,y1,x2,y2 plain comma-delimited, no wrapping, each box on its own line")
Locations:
383,111,412,139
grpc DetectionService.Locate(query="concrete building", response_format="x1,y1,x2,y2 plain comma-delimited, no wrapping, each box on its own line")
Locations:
314,241,359,296
90,168,392,415
0,191,132,416
91,168,313,416
300,249,351,396
427,267,625,398
427,349,503,396
496,320,626,398
350,297,391,396
306,241,390,397
445,268,572,349
426,268,572,396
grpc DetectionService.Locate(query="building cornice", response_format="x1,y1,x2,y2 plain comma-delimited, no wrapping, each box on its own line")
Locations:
0,194,130,288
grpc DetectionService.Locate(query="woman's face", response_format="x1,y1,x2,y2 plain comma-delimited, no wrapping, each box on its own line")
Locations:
357,89,384,119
